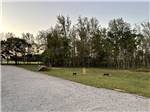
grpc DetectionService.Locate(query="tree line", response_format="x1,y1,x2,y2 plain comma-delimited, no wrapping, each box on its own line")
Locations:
1,15,150,69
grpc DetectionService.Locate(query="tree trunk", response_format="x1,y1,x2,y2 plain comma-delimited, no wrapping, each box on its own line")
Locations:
7,56,9,64
15,53,18,65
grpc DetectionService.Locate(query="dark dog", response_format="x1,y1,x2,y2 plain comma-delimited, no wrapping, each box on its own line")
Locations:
103,73,111,76
73,72,77,76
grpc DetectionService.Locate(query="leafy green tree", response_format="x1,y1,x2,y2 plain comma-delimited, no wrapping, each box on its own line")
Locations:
1,40,11,64
107,18,137,68
70,26,77,67
1,37,30,64
1,33,15,64
141,22,150,67
91,27,108,66
56,15,71,66
76,17,91,67
43,27,63,66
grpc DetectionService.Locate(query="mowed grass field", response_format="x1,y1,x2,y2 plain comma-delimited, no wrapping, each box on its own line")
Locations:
18,65,150,98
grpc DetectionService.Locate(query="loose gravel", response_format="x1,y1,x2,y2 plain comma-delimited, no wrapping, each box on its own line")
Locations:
1,65,150,112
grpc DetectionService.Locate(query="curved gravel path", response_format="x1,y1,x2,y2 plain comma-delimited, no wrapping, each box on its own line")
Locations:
1,65,150,112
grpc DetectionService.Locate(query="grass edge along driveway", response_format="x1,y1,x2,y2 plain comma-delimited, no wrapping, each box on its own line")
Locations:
17,65,150,98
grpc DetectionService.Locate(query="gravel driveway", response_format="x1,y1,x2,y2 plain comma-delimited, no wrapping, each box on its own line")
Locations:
1,65,150,112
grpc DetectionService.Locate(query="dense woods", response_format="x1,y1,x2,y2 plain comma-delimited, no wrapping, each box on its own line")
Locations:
1,15,150,69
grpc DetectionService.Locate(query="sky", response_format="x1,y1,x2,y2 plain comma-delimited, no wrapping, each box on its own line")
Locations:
1,0,150,37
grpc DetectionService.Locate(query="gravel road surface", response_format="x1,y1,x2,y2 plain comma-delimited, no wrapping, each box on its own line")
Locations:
1,65,150,112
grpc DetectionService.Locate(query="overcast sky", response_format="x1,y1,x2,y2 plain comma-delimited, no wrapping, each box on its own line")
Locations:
1,0,150,36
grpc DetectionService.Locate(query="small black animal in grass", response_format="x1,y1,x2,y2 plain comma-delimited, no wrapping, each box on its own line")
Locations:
73,72,77,76
103,73,111,76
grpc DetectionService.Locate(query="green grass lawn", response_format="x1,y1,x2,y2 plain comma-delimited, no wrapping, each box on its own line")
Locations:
18,65,150,98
